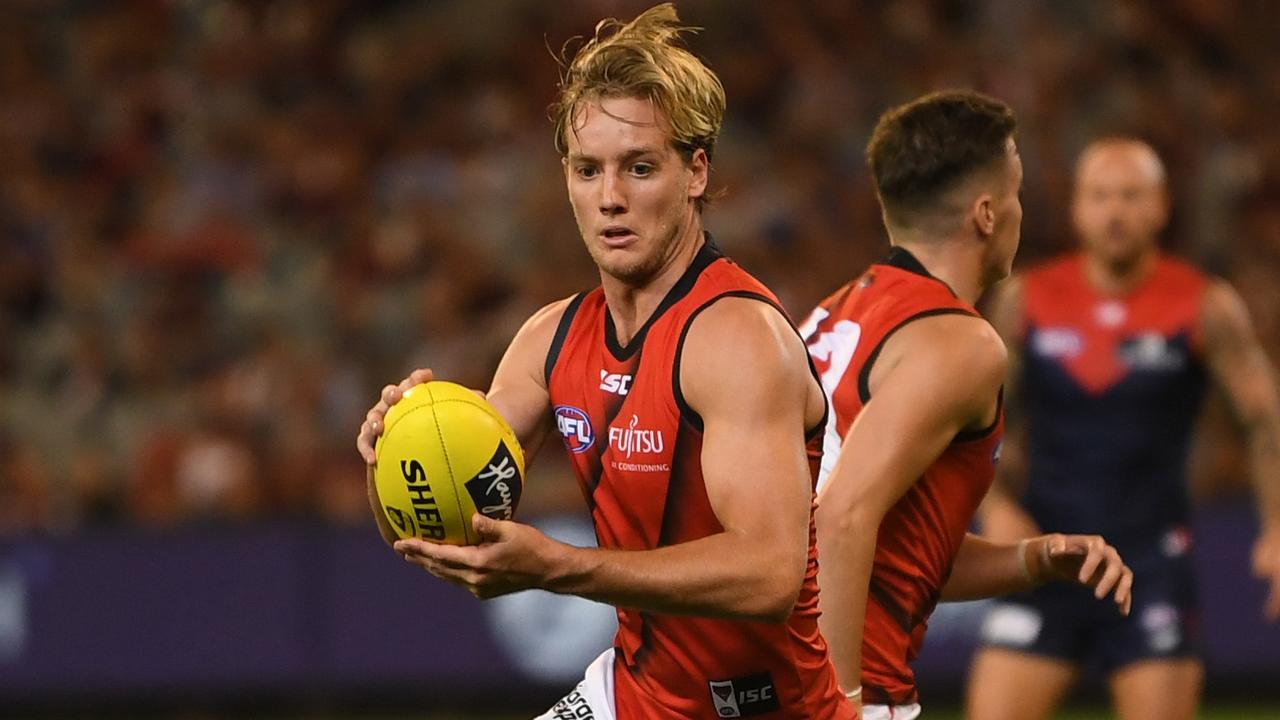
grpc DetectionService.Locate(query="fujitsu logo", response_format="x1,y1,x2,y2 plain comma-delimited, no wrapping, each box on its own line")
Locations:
599,369,632,395
608,414,664,458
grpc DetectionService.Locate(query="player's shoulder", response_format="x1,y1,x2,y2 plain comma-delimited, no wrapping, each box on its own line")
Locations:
1199,276,1253,339
680,294,812,395
873,311,1007,402
900,311,1006,367
883,311,1007,384
514,291,596,355
1152,253,1211,291
684,293,798,356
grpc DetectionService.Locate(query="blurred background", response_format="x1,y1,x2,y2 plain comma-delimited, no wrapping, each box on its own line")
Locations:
1,0,1278,717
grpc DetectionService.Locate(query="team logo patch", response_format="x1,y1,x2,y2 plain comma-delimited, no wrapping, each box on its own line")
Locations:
1141,603,1182,653
1031,327,1083,358
1095,300,1127,328
555,405,595,453
708,673,779,717
1118,332,1186,372
464,442,522,521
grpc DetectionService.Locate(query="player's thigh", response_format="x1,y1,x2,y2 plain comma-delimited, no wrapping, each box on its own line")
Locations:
965,647,1077,720
1109,657,1202,720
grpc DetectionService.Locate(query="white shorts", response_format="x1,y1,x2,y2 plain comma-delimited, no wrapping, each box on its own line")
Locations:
534,648,617,720
863,702,923,720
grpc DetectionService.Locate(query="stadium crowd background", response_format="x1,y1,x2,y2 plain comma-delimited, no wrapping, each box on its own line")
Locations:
1,0,1278,541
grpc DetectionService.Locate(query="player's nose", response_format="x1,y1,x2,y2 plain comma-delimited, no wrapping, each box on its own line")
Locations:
599,169,627,215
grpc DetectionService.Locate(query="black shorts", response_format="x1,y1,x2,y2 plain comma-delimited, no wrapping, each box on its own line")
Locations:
978,533,1201,673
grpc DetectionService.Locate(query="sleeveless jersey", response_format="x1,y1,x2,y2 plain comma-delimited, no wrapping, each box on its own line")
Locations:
799,246,1005,706
1019,252,1209,547
545,240,852,720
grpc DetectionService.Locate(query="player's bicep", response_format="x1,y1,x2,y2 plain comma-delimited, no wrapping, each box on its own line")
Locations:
487,299,568,463
1202,281,1280,426
821,317,1006,520
681,300,815,550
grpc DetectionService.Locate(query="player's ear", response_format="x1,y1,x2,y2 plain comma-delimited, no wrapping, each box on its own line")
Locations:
972,192,997,238
687,148,709,202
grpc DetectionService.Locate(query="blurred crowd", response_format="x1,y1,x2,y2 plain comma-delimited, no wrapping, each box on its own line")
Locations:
1,0,1278,534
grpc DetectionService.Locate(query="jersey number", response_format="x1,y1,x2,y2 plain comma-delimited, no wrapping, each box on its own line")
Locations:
800,308,862,491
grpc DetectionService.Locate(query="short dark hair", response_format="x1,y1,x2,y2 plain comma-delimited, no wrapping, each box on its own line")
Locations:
867,90,1016,226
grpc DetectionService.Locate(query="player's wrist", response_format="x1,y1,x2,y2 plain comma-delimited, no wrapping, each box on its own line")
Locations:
1019,536,1053,585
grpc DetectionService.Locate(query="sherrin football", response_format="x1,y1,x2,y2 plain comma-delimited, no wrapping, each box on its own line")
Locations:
374,381,525,545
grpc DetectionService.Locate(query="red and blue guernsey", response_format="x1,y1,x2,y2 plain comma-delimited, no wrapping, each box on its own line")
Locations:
1018,252,1209,546
545,239,853,720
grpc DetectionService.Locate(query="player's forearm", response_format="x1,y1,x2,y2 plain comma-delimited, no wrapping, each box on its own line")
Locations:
941,533,1048,601
543,530,806,622
814,505,875,693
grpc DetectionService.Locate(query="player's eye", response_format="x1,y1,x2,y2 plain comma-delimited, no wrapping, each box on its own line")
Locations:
631,162,655,177
576,165,599,179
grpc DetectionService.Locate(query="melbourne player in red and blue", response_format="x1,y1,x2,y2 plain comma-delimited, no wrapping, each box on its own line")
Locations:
971,138,1280,720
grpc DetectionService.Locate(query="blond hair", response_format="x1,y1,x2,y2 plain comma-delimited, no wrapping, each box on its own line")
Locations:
552,3,726,171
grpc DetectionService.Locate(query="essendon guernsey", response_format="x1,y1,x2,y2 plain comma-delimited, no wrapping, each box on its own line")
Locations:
546,239,853,719
800,246,1004,706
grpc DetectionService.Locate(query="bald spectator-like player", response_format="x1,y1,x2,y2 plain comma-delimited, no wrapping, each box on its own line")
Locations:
969,138,1280,720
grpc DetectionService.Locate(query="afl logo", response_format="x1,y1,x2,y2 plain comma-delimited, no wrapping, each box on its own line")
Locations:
555,405,595,453
992,439,1004,465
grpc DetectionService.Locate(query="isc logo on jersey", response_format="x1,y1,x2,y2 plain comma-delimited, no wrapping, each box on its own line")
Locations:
708,673,780,717
599,370,632,395
555,405,594,453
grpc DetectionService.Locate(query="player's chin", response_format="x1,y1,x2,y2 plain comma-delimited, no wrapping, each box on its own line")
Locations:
596,252,658,285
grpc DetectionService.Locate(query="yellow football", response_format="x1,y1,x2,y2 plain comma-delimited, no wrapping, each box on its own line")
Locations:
373,381,525,545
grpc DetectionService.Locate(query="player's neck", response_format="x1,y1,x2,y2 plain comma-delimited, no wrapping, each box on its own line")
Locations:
601,217,705,346
892,239,985,304
1083,249,1157,296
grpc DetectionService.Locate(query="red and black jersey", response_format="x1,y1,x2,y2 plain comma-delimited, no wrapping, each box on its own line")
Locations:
799,246,1004,706
1018,253,1209,548
545,239,853,720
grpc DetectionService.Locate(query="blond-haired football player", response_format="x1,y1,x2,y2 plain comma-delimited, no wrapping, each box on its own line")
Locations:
357,6,853,718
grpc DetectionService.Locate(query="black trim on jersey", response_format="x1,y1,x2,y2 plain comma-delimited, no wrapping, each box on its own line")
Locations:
544,291,588,386
867,577,915,635
672,290,827,440
881,246,960,299
856,308,977,404
954,386,1004,443
604,236,724,361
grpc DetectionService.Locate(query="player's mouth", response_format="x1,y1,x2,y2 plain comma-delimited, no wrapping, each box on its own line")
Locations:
600,225,638,248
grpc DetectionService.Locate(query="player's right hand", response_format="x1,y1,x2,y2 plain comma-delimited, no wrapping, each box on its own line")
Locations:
1038,533,1133,616
356,367,434,465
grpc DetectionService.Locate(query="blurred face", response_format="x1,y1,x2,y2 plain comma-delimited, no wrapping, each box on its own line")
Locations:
1072,141,1168,270
982,137,1024,286
563,96,707,287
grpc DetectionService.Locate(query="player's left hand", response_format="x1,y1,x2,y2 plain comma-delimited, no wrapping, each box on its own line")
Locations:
394,514,563,599
1036,533,1133,616
1251,524,1280,621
